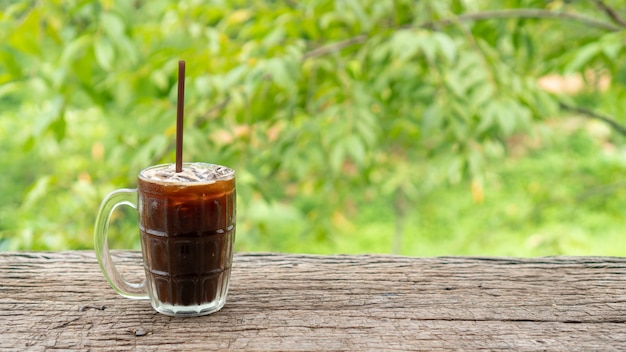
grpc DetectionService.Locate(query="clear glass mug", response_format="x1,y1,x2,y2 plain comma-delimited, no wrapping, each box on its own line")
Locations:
94,163,236,317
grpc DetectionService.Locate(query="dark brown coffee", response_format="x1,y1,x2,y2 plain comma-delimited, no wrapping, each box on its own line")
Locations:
137,164,235,309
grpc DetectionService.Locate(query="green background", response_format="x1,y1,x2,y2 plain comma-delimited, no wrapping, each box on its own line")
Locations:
2,0,626,256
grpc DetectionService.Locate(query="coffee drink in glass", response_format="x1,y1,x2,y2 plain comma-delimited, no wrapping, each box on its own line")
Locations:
94,162,235,317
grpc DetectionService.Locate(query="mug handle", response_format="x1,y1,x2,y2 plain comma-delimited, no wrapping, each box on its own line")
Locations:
94,189,148,299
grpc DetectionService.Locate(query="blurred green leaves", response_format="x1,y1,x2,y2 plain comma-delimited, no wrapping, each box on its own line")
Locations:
1,0,625,254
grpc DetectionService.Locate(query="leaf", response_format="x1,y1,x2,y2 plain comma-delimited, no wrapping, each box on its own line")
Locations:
477,100,498,133
355,117,378,146
456,65,488,96
471,83,495,109
150,70,169,91
8,7,41,56
330,142,345,175
33,96,64,136
22,176,54,210
444,71,465,98
497,99,516,135
60,35,91,66
565,43,600,73
345,135,366,166
321,111,345,146
222,65,248,91
447,156,463,184
515,102,532,130
206,28,221,55
0,46,23,78
345,0,371,30
319,13,339,30
416,33,436,63
601,39,621,61
0,81,19,98
194,75,212,97
101,12,125,38
22,136,35,152
422,104,443,134
265,58,294,89
114,36,139,67
49,109,66,141
534,89,559,117
94,37,115,71
390,29,421,62
433,32,456,63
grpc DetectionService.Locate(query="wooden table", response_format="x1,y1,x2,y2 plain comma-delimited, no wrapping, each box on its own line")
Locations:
1,251,626,351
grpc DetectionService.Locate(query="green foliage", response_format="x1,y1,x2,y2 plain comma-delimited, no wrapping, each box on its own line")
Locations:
1,0,626,255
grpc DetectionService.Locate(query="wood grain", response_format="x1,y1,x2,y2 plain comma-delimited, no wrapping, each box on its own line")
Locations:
1,251,626,351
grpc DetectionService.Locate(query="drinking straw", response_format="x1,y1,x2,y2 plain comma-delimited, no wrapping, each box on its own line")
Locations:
176,60,186,173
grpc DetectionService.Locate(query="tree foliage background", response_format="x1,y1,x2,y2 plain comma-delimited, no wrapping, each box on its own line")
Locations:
1,0,626,255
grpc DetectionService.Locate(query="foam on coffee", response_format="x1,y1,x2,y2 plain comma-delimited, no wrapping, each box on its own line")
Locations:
140,163,234,184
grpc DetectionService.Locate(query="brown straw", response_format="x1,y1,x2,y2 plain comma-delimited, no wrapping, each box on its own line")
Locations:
175,60,186,173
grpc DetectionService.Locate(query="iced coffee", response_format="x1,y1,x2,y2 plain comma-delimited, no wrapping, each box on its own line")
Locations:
138,163,235,316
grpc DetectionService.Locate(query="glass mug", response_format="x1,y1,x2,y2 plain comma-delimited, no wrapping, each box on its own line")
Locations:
94,163,236,317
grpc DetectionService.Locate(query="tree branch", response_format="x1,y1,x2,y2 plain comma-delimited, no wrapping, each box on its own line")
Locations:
559,102,626,136
591,0,626,28
302,35,368,60
423,8,621,31
303,8,620,60
195,96,231,127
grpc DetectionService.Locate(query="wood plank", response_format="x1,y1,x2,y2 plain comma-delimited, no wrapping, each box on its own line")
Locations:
1,252,626,351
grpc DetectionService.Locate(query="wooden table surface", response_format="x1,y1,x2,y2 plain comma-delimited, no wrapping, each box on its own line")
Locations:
1,251,626,351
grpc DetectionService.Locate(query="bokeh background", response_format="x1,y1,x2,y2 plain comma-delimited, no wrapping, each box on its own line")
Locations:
2,0,626,255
